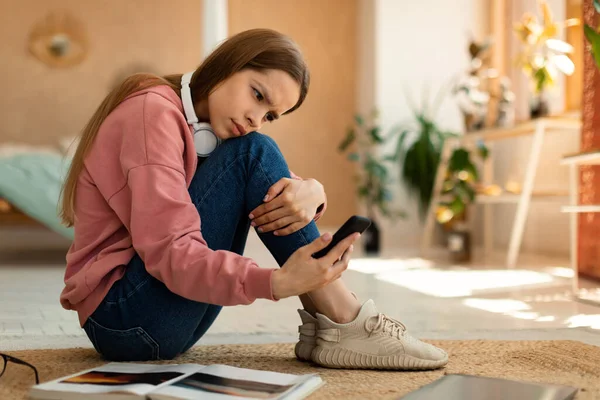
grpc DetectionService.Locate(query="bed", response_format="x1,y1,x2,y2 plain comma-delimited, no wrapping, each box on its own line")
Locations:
0,144,74,240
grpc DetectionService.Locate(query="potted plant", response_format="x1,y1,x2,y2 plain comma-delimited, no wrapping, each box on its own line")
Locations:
389,87,459,222
338,110,406,254
435,143,488,261
513,0,579,118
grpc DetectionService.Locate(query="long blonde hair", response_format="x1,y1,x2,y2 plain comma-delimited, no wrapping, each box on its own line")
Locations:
59,28,310,227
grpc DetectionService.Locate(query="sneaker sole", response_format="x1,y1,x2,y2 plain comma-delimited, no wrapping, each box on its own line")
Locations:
311,346,448,370
294,341,315,362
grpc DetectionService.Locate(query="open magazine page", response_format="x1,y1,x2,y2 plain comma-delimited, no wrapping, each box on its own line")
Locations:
30,363,204,398
148,364,321,400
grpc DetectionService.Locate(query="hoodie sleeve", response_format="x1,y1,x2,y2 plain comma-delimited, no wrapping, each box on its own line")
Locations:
123,93,276,306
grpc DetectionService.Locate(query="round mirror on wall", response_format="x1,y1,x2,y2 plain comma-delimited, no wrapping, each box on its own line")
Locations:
27,10,89,68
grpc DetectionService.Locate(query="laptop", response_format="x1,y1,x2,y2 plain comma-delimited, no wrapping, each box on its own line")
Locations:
399,374,578,400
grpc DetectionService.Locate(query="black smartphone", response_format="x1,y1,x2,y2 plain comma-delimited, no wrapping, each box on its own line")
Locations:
312,215,372,259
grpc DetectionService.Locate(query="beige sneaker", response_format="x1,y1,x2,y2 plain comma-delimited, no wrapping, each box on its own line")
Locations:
311,299,448,370
295,292,359,361
294,309,318,361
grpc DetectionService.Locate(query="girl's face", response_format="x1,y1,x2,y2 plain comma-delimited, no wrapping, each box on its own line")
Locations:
206,69,301,140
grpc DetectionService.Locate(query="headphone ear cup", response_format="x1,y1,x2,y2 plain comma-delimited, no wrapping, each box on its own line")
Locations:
181,72,220,157
193,123,221,157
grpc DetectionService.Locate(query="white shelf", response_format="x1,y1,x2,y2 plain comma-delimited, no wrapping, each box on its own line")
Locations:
560,150,600,166
451,115,581,143
475,192,569,204
423,113,582,268
561,205,600,213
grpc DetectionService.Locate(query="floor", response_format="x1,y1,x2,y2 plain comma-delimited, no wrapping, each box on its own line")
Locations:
1,229,600,352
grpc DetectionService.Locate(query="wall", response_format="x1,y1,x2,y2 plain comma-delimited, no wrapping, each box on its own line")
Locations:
228,0,358,227
1,0,358,255
359,0,490,249
0,0,203,147
359,0,575,257
0,0,203,252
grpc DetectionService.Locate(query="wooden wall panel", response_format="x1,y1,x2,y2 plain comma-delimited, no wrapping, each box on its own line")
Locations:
228,0,358,226
579,0,600,280
0,0,203,147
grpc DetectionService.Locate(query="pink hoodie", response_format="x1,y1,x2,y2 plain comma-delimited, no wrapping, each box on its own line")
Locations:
60,85,326,327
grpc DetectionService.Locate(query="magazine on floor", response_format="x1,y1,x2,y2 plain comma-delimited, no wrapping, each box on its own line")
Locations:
29,362,323,400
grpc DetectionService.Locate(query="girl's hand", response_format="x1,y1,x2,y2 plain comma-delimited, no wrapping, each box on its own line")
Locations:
249,178,325,236
271,232,359,299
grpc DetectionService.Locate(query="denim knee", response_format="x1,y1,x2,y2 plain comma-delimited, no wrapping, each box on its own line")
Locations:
209,132,289,182
221,131,282,158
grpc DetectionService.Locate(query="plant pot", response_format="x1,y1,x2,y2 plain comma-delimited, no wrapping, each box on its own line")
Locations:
363,218,380,255
530,91,549,119
444,217,471,262
447,229,471,262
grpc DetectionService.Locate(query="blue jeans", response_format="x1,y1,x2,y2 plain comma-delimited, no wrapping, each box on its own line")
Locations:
83,132,321,361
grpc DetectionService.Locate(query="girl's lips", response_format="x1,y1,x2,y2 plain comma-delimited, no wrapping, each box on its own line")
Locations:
232,120,246,136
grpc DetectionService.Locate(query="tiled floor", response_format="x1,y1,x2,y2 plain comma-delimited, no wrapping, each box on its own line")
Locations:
1,230,600,351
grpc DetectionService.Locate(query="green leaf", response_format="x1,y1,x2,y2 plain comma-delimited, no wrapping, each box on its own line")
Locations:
400,128,440,219
368,127,384,143
595,0,600,13
365,155,388,180
448,148,470,172
385,125,402,141
442,179,455,194
440,131,460,139
534,67,551,93
392,130,411,161
585,24,600,69
477,140,489,160
358,186,369,198
465,163,478,181
585,24,596,43
338,128,356,152
354,114,364,126
347,152,359,162
448,196,466,216
455,180,475,202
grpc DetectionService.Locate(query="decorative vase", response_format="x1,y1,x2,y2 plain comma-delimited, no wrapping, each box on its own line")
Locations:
530,90,550,119
363,218,380,255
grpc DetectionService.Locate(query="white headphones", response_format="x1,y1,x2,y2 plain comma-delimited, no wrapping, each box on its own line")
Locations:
181,72,221,157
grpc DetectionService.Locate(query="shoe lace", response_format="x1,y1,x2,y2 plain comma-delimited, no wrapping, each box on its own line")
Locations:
367,313,407,339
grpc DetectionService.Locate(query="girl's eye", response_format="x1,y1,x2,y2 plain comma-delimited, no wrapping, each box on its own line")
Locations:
266,112,275,122
253,88,264,101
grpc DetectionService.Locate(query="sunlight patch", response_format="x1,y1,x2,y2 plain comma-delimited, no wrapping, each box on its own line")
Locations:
463,298,531,313
348,257,433,274
463,298,558,322
544,267,575,278
535,315,556,322
565,314,600,330
375,269,555,297
510,311,541,320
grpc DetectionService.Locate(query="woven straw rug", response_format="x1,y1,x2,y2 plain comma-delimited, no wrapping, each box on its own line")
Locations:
1,340,599,399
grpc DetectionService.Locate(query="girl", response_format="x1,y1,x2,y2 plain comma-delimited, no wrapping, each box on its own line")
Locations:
58,28,447,370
